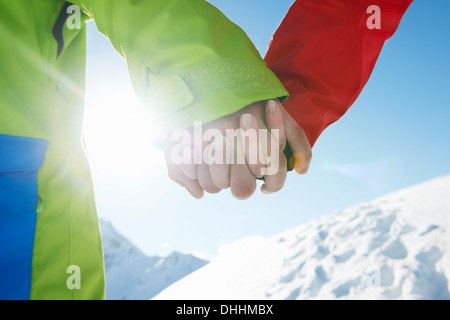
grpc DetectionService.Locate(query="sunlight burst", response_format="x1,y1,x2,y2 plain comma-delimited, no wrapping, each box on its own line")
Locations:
83,91,164,177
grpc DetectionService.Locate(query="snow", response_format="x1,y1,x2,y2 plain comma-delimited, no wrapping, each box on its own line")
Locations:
100,219,209,300
154,175,450,300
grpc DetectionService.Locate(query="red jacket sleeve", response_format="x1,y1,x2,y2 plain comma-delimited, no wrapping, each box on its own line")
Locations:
265,0,413,147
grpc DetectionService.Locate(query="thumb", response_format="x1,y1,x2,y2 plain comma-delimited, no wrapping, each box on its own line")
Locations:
281,106,312,175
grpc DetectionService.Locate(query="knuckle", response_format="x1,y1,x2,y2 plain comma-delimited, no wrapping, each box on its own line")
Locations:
270,183,285,193
201,184,218,194
212,178,230,190
250,164,265,178
287,124,305,141
205,186,221,194
232,183,256,200
198,177,221,194
197,178,210,190
266,176,286,193
265,181,284,193
294,123,306,136
223,117,237,131
168,171,184,186
167,170,176,181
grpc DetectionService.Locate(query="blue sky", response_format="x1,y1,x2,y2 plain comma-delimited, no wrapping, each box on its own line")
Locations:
84,0,450,258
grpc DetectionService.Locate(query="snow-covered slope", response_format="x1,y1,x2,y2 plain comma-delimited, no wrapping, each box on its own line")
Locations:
100,220,209,300
154,175,450,300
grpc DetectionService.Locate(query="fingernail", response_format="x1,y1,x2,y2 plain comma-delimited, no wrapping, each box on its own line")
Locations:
261,187,273,195
241,114,253,129
300,166,309,175
268,100,277,113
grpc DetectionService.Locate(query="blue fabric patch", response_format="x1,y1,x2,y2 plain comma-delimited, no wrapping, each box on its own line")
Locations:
0,134,48,300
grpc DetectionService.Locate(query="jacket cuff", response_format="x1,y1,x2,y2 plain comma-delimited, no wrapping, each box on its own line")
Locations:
145,58,289,132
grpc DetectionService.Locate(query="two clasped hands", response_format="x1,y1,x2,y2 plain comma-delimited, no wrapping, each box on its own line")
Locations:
161,99,312,200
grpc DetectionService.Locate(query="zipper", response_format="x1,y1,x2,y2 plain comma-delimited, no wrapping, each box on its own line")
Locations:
52,2,72,59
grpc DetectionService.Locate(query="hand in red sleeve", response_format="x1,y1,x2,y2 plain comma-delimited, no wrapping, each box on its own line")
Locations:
265,0,414,148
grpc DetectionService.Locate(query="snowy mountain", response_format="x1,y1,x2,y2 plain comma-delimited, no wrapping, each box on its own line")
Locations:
100,219,209,300
154,175,450,300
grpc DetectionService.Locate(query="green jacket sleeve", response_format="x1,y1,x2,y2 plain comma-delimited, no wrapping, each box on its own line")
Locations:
70,0,288,132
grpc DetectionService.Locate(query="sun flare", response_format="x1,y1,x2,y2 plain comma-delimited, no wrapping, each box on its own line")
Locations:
83,91,164,177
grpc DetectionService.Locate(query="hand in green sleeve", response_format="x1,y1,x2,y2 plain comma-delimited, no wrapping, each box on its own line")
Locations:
70,0,309,199
161,99,312,199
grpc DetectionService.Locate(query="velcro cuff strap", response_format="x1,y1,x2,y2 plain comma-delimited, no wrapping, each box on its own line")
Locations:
145,70,195,119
